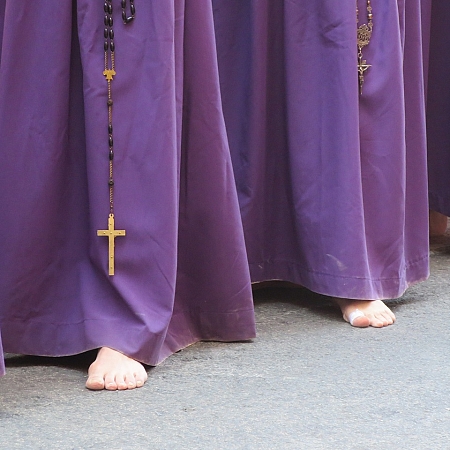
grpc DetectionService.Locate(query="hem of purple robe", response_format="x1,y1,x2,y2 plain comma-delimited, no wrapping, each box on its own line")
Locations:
429,192,450,217
0,308,256,368
248,254,430,300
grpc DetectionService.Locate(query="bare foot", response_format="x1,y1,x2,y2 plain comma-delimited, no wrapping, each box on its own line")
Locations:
333,298,396,328
86,347,148,391
429,210,448,236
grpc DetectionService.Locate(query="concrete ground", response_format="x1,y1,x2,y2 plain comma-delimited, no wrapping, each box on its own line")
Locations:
1,235,450,450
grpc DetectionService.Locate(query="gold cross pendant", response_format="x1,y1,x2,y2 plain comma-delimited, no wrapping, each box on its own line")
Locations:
97,214,126,276
357,53,371,95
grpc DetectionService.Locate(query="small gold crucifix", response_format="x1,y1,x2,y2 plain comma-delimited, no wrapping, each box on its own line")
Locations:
357,54,371,95
97,213,126,276
103,68,116,81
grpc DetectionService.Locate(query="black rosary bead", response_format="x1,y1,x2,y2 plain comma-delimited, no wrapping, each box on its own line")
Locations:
122,0,136,24
102,2,136,225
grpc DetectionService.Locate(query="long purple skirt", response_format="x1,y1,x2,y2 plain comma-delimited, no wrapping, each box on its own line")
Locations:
0,0,256,377
213,0,429,300
426,1,450,215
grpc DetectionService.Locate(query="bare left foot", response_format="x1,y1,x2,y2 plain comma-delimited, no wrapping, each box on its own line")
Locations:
333,298,396,328
86,347,148,391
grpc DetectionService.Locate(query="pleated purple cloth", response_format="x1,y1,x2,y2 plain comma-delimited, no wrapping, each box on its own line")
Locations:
212,0,429,300
425,1,450,215
0,0,256,377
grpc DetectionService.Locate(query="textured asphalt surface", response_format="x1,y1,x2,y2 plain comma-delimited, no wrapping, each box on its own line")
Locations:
1,235,449,449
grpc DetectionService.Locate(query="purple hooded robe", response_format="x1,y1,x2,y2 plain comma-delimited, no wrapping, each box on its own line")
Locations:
212,0,429,300
0,0,256,377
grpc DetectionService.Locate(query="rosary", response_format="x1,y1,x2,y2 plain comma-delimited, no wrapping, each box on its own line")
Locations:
357,0,373,95
97,0,136,276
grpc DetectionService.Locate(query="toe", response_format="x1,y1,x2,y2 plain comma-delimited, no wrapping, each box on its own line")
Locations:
350,314,370,328
135,376,146,388
371,318,385,328
373,311,394,327
375,313,394,327
382,312,395,325
135,371,148,388
104,372,119,391
125,372,137,390
86,375,105,390
115,374,128,390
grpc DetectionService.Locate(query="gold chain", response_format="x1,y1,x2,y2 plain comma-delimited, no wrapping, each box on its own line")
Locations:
357,1,373,95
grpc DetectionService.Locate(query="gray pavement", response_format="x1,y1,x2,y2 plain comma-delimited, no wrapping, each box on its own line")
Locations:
1,236,450,449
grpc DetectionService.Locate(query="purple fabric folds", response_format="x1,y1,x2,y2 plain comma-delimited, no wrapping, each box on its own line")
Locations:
426,1,450,215
213,0,429,300
0,0,256,374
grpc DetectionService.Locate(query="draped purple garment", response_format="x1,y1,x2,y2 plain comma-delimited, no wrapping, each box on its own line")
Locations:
0,0,256,377
426,1,450,215
212,0,429,300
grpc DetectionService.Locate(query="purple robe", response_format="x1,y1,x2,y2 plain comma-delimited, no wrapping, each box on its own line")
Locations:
213,0,429,300
0,0,256,377
426,1,450,215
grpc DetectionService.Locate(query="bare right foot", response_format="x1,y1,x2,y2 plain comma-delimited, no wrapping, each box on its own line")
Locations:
86,347,148,391
429,210,448,236
333,298,396,328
